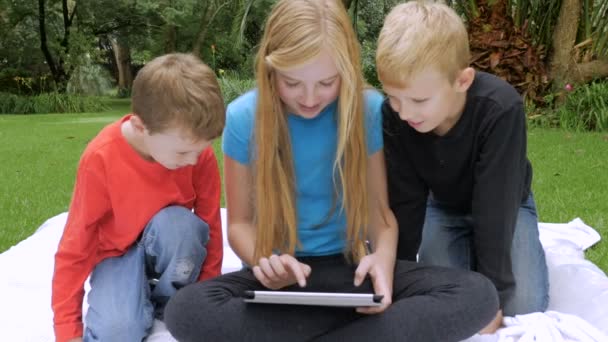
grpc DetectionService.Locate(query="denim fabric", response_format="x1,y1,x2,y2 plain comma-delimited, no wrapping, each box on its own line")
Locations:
83,206,209,341
418,194,549,316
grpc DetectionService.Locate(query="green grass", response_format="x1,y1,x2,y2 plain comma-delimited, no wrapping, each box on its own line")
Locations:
0,99,126,252
1,102,606,273
528,129,608,269
0,98,223,252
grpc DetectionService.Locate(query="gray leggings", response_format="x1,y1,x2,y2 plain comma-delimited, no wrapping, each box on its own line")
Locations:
165,255,498,342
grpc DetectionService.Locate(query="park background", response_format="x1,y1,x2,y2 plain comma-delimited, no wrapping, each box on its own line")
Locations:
0,0,607,273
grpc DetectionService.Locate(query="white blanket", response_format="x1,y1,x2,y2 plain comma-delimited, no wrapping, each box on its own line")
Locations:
1,211,607,341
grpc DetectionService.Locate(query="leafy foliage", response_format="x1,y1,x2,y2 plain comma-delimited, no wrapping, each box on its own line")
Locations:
591,1,608,56
67,59,114,96
1,0,607,132
218,71,256,104
465,0,550,103
0,92,107,114
556,80,608,131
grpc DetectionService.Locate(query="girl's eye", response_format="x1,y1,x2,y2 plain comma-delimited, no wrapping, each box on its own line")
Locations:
320,81,334,87
412,98,428,104
285,82,299,88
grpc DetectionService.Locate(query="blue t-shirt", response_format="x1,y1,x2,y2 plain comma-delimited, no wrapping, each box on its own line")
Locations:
222,89,384,256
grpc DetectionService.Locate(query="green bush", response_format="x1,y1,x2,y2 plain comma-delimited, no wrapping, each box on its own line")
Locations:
361,40,381,89
218,72,256,104
0,93,19,113
557,80,608,131
0,92,108,114
117,86,132,99
526,98,560,129
67,63,113,96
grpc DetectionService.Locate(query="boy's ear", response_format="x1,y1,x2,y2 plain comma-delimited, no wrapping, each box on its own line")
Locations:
129,115,147,135
454,67,475,92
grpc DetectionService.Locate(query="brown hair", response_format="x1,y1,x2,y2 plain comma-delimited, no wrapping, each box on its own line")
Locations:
131,53,225,140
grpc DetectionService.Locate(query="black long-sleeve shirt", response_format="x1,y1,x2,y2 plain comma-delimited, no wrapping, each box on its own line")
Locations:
382,71,532,307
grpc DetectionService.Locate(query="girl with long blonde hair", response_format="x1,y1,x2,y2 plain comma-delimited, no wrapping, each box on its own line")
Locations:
164,0,499,340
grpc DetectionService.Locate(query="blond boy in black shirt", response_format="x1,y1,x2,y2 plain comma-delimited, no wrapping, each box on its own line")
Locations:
376,1,549,325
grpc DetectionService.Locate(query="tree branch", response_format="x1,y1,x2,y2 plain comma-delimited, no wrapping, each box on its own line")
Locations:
572,59,608,83
68,2,77,27
192,1,230,56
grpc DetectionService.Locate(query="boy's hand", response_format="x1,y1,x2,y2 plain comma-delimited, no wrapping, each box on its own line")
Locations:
253,254,311,290
353,252,394,314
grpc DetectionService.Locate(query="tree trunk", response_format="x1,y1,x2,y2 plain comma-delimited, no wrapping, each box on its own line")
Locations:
549,0,608,86
192,1,231,57
550,0,581,88
38,0,68,91
164,25,177,53
111,38,133,93
192,1,212,57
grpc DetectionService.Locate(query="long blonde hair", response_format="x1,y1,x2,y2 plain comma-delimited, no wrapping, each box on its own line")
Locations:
253,0,368,262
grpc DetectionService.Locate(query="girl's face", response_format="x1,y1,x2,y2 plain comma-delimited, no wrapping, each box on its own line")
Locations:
275,49,341,119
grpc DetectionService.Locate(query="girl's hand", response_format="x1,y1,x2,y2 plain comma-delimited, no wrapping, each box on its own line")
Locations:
252,254,312,290
353,252,394,314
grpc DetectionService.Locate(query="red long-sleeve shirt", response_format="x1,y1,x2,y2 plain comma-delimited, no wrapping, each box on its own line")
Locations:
51,115,222,341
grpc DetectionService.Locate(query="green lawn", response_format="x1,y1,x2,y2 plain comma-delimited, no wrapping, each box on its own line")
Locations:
528,130,608,268
0,99,224,253
1,101,606,273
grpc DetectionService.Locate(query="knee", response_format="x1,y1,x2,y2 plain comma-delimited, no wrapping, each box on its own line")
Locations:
151,206,210,245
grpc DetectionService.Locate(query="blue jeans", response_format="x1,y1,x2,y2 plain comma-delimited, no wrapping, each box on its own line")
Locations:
83,206,209,342
418,194,549,316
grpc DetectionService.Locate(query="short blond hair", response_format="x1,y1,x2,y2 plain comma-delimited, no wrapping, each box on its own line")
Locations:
131,53,225,140
377,1,470,87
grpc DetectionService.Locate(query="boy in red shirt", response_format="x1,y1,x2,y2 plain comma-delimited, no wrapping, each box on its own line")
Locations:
51,53,225,342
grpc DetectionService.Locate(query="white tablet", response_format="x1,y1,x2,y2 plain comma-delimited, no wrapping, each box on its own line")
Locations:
243,290,383,307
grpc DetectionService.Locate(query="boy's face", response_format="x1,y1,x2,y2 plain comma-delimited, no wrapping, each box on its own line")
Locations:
383,68,474,136
141,126,211,170
275,49,341,119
